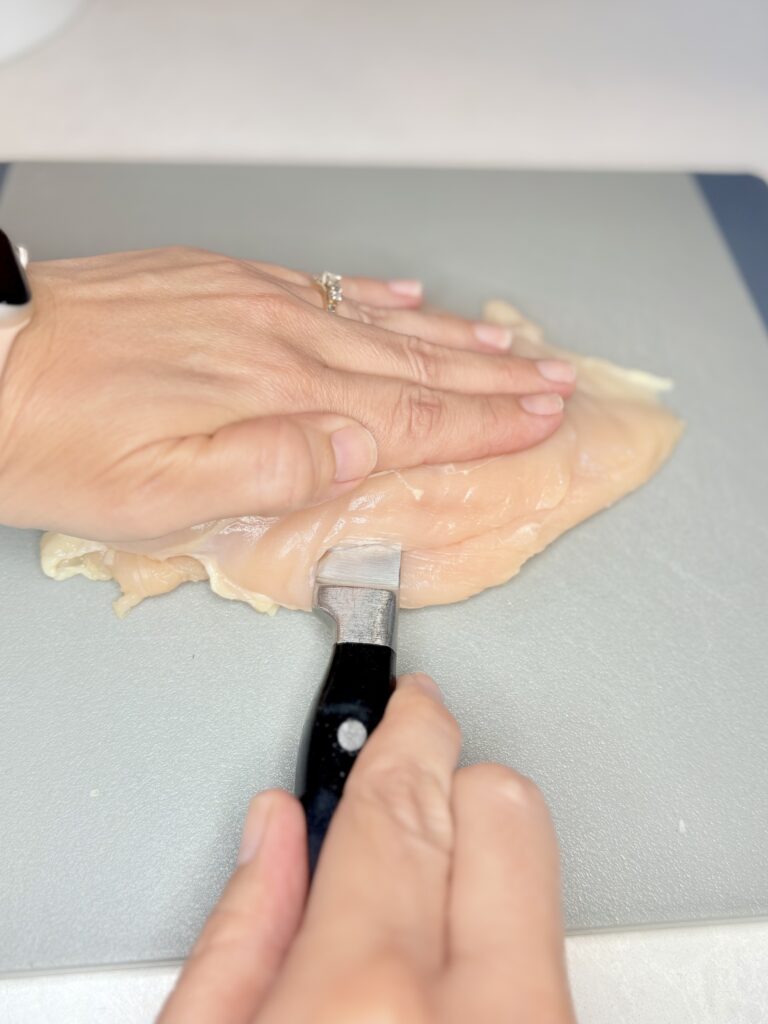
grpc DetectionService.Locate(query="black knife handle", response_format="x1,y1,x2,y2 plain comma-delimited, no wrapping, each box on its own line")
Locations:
296,642,396,875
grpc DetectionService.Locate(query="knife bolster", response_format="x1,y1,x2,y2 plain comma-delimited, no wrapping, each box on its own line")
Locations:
315,585,397,647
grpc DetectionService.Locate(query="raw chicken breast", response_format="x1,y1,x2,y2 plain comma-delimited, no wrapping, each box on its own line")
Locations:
40,301,683,616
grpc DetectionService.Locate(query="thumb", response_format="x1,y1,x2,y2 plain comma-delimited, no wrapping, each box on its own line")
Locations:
122,413,378,536
157,791,308,1024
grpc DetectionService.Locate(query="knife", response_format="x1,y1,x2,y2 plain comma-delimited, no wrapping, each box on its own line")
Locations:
295,543,401,874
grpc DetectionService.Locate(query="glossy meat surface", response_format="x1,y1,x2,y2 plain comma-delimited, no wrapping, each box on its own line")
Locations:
41,301,683,615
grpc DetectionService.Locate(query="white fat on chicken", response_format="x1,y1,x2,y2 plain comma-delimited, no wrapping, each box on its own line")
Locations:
40,301,684,616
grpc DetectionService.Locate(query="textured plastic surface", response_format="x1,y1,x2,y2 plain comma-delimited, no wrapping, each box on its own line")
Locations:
0,165,767,971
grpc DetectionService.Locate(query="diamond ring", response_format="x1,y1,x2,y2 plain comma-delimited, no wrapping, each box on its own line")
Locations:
315,271,343,313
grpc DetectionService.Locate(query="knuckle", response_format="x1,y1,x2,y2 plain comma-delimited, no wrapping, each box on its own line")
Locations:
477,394,511,446
463,763,546,813
395,382,446,440
161,245,223,271
159,244,203,261
403,335,440,387
503,770,547,811
348,759,453,852
210,254,248,279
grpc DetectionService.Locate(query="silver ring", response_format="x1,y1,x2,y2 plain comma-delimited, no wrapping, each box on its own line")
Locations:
315,271,343,313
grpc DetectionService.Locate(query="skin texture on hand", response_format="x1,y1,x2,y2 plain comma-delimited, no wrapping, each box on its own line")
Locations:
0,248,574,540
158,674,576,1024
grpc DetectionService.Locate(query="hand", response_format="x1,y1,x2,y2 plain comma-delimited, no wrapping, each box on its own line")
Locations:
158,674,576,1024
0,248,574,539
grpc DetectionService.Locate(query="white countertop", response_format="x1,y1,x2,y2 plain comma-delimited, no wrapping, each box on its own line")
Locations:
2,923,767,1023
1,1,767,1021
1,0,767,176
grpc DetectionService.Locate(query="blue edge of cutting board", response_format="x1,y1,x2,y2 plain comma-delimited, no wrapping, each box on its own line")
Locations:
1,164,767,332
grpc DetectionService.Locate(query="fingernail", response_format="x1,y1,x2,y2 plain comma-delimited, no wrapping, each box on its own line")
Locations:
536,359,576,383
331,424,378,483
398,672,445,703
237,797,271,866
520,392,565,415
388,279,423,298
473,323,513,349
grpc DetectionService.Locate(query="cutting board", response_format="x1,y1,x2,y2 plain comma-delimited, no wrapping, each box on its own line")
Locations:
1,164,767,971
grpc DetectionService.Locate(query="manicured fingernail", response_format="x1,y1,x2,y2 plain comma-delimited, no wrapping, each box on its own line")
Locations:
398,672,445,703
473,323,513,349
520,392,565,415
536,359,576,383
388,279,423,298
331,424,378,483
237,797,271,865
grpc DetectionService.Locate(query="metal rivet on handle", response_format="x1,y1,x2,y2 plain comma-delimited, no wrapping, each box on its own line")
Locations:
337,718,368,753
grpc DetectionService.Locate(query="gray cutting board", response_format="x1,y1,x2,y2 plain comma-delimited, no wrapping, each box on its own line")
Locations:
0,164,767,972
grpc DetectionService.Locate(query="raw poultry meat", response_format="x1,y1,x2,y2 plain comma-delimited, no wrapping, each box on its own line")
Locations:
40,301,684,615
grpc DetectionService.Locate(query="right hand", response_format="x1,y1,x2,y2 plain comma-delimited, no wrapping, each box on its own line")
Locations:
0,247,574,539
159,673,576,1024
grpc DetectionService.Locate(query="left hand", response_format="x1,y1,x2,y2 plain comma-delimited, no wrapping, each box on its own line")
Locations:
0,248,573,539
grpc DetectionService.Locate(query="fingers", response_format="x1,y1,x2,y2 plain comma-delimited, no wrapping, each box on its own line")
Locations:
328,371,566,471
316,317,576,399
158,791,308,1024
443,765,576,1022
105,387,561,535
297,303,572,470
301,674,461,973
114,413,378,536
359,306,519,353
340,275,424,308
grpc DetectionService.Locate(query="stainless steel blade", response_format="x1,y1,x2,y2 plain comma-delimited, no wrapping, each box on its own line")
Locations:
315,543,401,593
